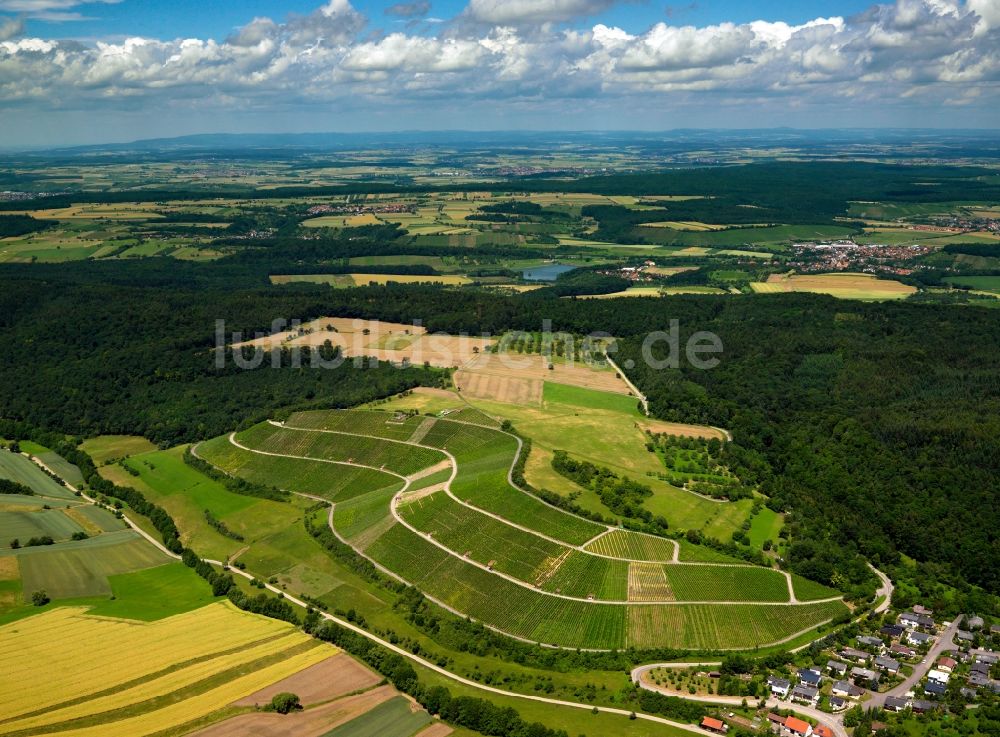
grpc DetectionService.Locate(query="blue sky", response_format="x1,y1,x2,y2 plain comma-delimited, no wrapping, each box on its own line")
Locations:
25,1,877,40
0,0,997,145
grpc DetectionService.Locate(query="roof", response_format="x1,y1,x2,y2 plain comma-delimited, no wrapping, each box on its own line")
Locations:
815,727,834,737
702,717,725,730
938,657,957,668
827,660,847,670
767,714,786,725
792,685,819,699
769,676,791,688
885,696,908,709
799,669,823,684
874,657,900,670
784,716,811,735
957,630,975,641
925,681,947,695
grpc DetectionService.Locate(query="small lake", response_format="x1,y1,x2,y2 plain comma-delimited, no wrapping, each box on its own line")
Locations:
522,263,576,282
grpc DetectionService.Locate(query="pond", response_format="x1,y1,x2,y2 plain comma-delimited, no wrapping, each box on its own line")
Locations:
522,263,576,282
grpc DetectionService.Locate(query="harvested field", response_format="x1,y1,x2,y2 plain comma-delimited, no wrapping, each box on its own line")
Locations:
235,652,381,708
191,685,402,737
455,352,631,400
232,317,490,369
628,562,675,602
637,419,728,441
751,272,916,300
454,370,542,405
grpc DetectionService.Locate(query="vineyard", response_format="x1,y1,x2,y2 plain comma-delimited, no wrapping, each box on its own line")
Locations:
197,409,848,651
235,422,445,477
664,565,791,603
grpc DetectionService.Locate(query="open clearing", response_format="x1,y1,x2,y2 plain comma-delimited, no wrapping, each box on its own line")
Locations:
271,273,472,287
79,435,158,465
0,601,334,737
751,272,916,300
232,316,491,369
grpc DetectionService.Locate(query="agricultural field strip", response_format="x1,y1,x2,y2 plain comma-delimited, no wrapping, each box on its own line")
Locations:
273,418,828,605
1,631,311,731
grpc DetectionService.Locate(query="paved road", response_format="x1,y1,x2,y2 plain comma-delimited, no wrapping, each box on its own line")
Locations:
866,620,958,710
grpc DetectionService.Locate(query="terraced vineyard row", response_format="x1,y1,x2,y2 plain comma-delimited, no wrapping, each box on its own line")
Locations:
399,490,565,583
423,420,605,546
665,564,790,602
358,518,847,649
585,529,677,561
286,409,425,441
236,422,445,477
197,435,402,502
627,599,848,650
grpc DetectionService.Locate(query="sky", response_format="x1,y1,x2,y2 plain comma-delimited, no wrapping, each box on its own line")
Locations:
0,0,998,146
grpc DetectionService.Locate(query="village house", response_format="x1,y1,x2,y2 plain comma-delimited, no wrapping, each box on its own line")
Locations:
873,656,901,675
900,612,935,630
814,726,834,737
967,615,985,630
961,687,979,701
972,661,992,675
832,680,865,699
851,667,881,688
841,647,871,663
977,652,999,665
957,630,976,645
884,696,909,712
792,685,820,706
927,669,950,685
781,716,814,737
924,680,947,698
701,717,729,734
880,625,905,639
937,657,957,673
767,713,787,734
991,624,1000,636
890,644,917,659
907,631,933,647
969,672,990,687
911,699,937,714
830,696,849,712
857,635,886,652
768,676,791,698
914,605,934,616
826,660,848,677
798,668,823,688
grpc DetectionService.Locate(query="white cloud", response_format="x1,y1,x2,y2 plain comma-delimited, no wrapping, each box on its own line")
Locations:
0,0,995,128
463,0,622,25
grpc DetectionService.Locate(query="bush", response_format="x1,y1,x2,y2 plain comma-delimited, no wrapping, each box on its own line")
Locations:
31,590,50,607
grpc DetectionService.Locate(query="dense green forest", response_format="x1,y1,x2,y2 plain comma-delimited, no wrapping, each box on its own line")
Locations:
2,261,998,601
0,214,51,238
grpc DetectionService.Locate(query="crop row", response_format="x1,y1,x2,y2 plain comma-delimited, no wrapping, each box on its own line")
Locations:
664,565,790,603
540,550,628,600
584,529,677,562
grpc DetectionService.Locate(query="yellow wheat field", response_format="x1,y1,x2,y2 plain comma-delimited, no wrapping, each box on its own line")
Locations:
0,601,332,735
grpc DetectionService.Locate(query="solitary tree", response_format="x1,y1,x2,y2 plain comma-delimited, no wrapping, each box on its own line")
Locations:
31,590,50,607
270,693,301,714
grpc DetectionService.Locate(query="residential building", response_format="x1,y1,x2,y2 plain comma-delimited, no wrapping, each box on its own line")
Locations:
857,635,886,651
977,652,999,665
972,662,991,675
907,631,933,647
830,696,848,711
967,615,985,630
937,657,957,673
851,667,881,688
969,672,989,687
798,668,823,687
900,612,935,629
782,716,813,737
814,727,833,737
884,696,909,712
827,660,848,677
927,669,950,685
911,699,936,713
841,647,871,663
957,630,975,644
914,605,934,616
961,687,979,701
874,656,900,674
924,680,947,697
832,680,864,699
792,685,820,706
768,676,791,698
701,717,729,734
890,644,917,659
880,625,905,639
